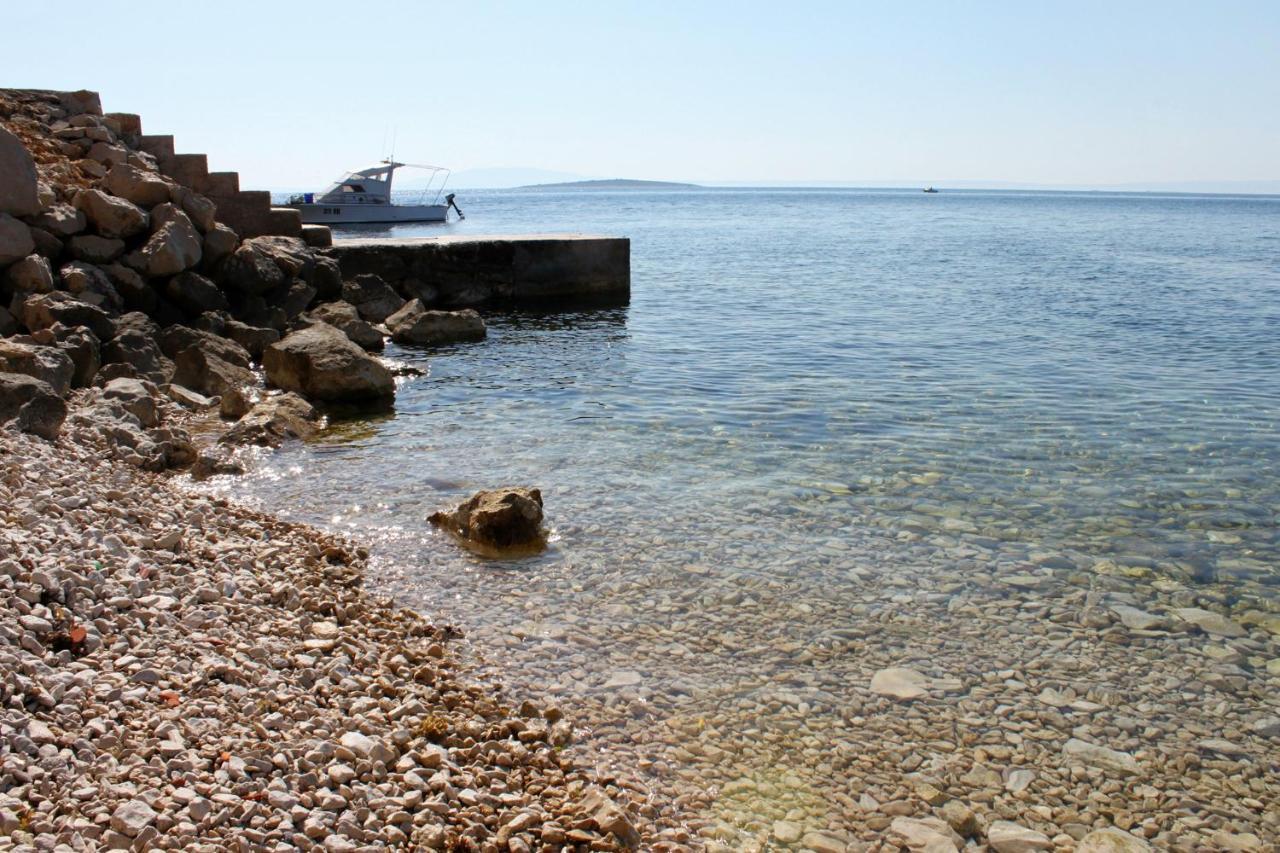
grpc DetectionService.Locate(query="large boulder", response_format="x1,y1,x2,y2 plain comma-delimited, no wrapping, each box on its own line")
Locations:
222,320,280,359
171,346,256,402
170,186,217,232
218,236,312,294
263,322,394,404
310,301,385,351
13,291,116,341
59,262,123,312
0,372,67,439
159,325,251,368
127,210,201,276
101,329,169,383
0,127,40,218
74,188,148,239
0,340,75,396
102,263,156,314
103,162,171,207
220,393,319,447
30,203,86,238
202,224,238,267
67,234,125,264
386,300,486,346
165,271,228,316
5,254,55,294
102,377,160,428
428,487,545,551
0,213,35,266
342,273,405,323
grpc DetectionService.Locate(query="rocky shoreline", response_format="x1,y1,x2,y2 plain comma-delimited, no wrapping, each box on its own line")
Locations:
0,88,664,850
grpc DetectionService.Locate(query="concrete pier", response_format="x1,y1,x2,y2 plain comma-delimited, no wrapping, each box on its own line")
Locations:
324,234,630,308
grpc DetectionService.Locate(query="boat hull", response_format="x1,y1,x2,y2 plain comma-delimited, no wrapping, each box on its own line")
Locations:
289,203,448,224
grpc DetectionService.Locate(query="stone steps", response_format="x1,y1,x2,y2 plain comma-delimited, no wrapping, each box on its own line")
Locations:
132,124,326,244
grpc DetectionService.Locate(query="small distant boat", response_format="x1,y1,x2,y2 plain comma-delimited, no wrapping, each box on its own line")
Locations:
923,186,939,194
286,160,464,225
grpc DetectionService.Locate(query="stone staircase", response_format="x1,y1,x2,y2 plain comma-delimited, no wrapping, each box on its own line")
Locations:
105,112,331,247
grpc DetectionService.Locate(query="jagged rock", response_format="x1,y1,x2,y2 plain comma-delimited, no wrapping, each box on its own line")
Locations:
278,280,317,319
87,141,129,168
578,787,640,849
51,325,101,387
202,223,238,267
1076,828,1152,852
223,320,280,358
310,301,385,351
74,188,148,238
68,234,125,264
386,300,486,345
221,393,320,447
194,310,228,335
101,262,156,313
263,322,394,404
127,209,201,276
114,311,161,340
31,203,87,238
0,126,40,217
165,271,228,316
109,799,156,837
0,339,75,396
5,254,55,294
986,821,1053,852
342,273,405,323
0,372,66,439
0,213,35,266
59,261,123,312
101,329,170,383
218,236,313,294
101,376,160,427
94,362,139,385
312,257,342,299
103,162,171,207
0,306,15,337
27,226,63,258
159,325,251,368
166,383,218,411
429,487,545,550
14,291,115,341
170,186,217,232
171,347,256,402
191,444,245,479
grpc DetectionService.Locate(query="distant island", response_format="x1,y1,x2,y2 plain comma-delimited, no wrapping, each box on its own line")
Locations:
518,178,701,190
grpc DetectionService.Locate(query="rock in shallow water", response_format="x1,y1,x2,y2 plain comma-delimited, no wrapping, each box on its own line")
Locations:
429,487,545,551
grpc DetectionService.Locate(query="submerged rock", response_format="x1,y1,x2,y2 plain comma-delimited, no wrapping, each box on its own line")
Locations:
429,487,545,551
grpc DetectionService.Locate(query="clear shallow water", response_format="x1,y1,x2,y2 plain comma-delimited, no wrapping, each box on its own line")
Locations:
220,188,1280,841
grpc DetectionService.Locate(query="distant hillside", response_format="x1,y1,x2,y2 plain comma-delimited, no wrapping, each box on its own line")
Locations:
519,178,701,190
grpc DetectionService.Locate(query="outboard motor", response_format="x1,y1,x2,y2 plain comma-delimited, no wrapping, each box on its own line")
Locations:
445,193,465,221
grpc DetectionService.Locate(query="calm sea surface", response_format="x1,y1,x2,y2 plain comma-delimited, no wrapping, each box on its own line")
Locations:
217,188,1279,839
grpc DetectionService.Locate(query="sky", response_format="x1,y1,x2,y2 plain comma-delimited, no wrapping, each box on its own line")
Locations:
4,1,1279,191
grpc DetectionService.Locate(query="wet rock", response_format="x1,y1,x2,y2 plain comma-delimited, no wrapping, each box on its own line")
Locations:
1076,827,1152,852
939,801,978,837
159,325,251,368
0,125,40,217
870,667,930,701
386,300,486,346
580,787,640,848
0,213,35,265
1063,738,1141,777
0,372,66,438
223,319,280,358
1111,604,1165,631
221,393,319,447
342,273,405,323
74,188,148,238
888,817,961,852
987,821,1052,852
263,321,394,404
429,487,546,550
172,346,255,403
1172,607,1246,637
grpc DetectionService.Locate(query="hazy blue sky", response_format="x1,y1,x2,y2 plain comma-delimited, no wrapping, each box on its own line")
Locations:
5,1,1278,190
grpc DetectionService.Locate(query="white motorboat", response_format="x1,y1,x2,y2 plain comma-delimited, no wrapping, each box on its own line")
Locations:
286,160,464,225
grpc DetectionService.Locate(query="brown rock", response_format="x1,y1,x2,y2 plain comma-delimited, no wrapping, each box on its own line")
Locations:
263,322,394,404
74,188,148,239
0,126,40,218
429,487,545,550
386,299,486,346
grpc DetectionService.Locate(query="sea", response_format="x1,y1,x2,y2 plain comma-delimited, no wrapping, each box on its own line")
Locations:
216,187,1280,840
